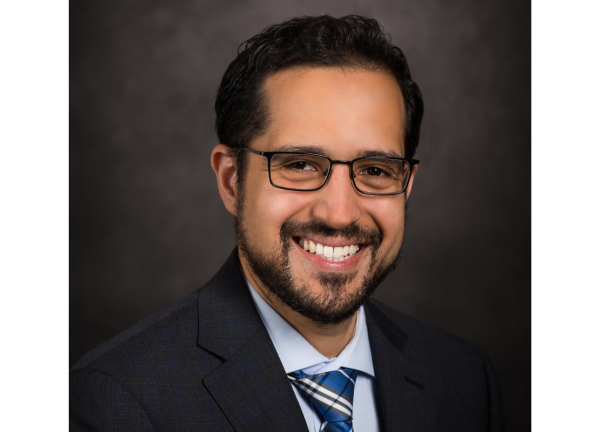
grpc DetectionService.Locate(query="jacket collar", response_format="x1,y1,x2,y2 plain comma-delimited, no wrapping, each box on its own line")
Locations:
196,248,264,359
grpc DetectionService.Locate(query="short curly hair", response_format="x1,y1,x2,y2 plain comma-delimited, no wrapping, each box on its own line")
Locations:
215,15,424,179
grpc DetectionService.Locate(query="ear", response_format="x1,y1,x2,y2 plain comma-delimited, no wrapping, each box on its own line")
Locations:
211,144,238,216
405,164,418,199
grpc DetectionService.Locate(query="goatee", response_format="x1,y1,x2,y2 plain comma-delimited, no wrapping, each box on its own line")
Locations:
237,218,401,324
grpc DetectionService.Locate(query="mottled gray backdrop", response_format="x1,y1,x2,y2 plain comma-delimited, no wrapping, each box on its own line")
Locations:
70,0,530,430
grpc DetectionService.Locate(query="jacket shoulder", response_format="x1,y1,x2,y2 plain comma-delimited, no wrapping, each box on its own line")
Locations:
69,285,234,431
366,298,505,431
367,297,482,355
71,290,200,373
365,297,496,383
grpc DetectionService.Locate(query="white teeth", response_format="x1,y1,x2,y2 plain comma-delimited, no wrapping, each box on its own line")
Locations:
299,238,361,261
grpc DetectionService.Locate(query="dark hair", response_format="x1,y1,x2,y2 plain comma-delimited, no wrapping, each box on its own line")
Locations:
215,15,424,180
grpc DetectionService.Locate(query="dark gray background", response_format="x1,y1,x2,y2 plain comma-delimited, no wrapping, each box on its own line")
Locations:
70,0,530,430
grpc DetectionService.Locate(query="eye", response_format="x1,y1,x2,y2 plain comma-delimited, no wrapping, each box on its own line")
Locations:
361,166,390,177
286,161,317,171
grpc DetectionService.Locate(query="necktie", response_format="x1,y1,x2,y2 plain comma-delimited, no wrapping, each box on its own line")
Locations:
288,368,358,432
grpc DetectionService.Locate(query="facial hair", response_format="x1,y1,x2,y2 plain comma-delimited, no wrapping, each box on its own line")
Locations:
236,216,403,324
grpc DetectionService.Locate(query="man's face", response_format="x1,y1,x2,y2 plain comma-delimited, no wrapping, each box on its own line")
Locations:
236,67,415,323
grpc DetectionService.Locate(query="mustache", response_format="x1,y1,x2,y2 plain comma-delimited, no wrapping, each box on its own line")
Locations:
280,219,383,246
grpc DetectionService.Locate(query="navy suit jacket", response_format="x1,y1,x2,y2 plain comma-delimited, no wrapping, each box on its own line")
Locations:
70,249,505,431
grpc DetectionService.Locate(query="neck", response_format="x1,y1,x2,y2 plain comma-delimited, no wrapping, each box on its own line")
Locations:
239,255,357,359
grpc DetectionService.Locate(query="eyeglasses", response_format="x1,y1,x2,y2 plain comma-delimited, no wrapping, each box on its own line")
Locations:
242,148,419,196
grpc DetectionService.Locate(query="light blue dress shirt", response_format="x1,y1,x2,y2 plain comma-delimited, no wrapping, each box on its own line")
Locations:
247,281,381,432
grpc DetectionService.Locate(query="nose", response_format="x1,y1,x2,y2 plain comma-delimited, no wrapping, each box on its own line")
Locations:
311,163,362,229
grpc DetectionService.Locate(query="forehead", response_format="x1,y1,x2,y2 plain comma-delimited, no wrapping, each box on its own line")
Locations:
257,67,406,158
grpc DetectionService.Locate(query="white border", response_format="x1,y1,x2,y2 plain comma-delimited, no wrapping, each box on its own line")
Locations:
1,0,599,429
0,1,69,429
532,0,600,430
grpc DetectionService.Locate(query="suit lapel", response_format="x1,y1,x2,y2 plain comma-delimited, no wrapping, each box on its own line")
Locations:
365,300,435,432
203,326,308,432
197,250,308,432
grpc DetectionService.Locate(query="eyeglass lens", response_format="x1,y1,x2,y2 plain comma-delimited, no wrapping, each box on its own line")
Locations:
269,153,411,194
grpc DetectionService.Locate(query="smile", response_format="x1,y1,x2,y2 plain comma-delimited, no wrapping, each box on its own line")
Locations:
296,238,361,262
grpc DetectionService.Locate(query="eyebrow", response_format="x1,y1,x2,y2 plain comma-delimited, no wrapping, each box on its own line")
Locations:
273,144,331,157
272,144,403,159
356,149,403,159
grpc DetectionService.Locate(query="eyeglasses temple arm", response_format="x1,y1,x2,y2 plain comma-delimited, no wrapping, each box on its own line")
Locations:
241,148,265,156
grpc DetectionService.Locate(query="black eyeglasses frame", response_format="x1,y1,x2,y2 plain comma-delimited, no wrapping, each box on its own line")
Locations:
242,147,420,196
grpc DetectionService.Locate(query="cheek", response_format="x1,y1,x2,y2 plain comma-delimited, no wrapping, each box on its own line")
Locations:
242,176,311,245
370,197,406,248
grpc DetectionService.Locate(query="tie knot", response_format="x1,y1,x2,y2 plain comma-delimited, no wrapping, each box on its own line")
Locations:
288,368,358,430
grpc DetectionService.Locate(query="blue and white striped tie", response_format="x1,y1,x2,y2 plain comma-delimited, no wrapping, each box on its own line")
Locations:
288,368,358,432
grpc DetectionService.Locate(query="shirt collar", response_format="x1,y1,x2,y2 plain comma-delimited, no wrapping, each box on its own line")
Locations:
247,280,375,378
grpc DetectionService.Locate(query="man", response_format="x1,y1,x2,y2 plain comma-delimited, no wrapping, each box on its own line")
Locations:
70,15,504,431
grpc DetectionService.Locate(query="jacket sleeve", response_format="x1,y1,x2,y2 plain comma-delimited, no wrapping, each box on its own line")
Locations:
70,368,156,432
477,347,506,432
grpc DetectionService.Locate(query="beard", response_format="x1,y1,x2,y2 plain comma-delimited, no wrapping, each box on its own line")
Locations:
236,214,403,325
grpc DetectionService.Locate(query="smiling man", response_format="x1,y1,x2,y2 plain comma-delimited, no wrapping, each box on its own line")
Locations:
70,15,504,432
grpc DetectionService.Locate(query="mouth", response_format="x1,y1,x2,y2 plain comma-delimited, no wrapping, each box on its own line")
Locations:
293,237,363,262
